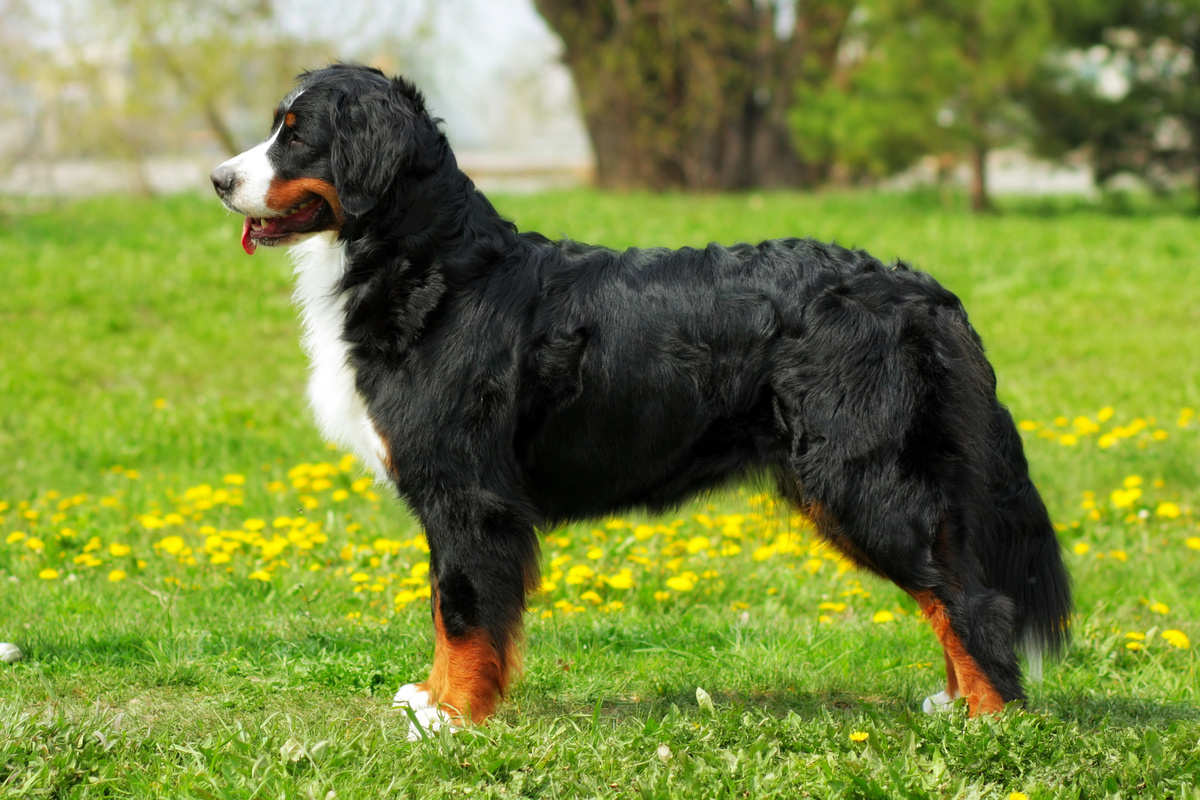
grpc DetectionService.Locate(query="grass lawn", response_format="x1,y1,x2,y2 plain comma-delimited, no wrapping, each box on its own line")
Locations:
1,190,1197,798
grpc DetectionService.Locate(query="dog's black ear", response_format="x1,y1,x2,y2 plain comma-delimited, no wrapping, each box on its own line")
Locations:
329,80,421,217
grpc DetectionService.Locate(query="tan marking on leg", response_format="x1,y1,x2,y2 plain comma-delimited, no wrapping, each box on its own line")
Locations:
943,647,960,699
418,586,518,725
911,590,1005,716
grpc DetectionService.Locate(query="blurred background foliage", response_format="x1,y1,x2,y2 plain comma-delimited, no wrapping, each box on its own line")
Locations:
1,0,1198,211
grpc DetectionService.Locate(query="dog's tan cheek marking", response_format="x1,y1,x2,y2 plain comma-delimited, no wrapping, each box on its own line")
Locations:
265,177,345,224
910,590,1004,716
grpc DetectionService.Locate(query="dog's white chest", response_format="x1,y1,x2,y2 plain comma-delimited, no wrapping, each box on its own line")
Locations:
291,234,389,478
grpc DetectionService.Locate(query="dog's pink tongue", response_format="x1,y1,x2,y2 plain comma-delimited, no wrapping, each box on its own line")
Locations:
241,217,257,255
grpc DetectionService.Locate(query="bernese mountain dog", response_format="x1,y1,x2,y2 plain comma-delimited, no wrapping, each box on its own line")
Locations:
211,64,1070,739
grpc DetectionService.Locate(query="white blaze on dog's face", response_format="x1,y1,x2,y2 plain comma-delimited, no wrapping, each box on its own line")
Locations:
210,87,344,254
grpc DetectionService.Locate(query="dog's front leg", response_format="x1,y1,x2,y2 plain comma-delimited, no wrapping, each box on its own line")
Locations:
393,494,539,739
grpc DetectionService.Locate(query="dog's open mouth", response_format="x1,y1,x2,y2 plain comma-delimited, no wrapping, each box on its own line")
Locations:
241,196,330,254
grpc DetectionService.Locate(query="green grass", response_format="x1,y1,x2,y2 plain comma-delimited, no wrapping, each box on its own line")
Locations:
1,191,1198,799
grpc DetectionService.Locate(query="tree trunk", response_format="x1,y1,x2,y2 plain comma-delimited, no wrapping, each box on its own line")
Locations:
969,143,992,213
534,0,849,191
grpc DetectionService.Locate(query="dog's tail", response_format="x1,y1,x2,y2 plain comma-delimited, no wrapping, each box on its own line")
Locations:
925,290,1071,681
979,405,1072,677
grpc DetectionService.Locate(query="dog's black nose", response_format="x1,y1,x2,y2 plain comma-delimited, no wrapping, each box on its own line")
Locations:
210,164,237,196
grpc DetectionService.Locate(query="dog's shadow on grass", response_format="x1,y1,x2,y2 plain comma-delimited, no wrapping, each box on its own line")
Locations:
508,685,909,729
510,682,1200,732
1041,692,1200,728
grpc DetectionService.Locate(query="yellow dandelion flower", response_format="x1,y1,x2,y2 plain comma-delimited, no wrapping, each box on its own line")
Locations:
565,564,595,585
818,602,847,613
653,590,670,602
666,573,697,592
109,543,131,557
872,610,895,624
752,545,776,561
1125,631,1146,640
244,518,266,532
38,568,59,580
1186,537,1200,551
849,731,869,742
586,547,603,560
1125,641,1144,651
1124,475,1143,489
222,474,246,486
1010,793,1029,800
248,570,271,582
1155,502,1182,519
605,569,634,590
1073,542,1090,555
1110,488,1142,509
6,531,26,544
351,572,371,583
108,569,127,582
1162,630,1190,649
686,536,711,554
157,536,185,555
1149,601,1170,615
580,590,602,604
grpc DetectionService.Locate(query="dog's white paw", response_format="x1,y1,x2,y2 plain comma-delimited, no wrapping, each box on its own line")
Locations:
405,706,460,741
922,689,959,714
392,682,434,712
393,683,461,740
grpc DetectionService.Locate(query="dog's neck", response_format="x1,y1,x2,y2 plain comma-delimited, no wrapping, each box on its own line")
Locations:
340,151,517,281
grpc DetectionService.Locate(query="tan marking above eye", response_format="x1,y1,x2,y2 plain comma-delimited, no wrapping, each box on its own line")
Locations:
285,112,297,128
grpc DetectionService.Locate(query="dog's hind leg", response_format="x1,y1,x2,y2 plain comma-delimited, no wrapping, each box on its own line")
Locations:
908,586,1019,716
392,490,540,739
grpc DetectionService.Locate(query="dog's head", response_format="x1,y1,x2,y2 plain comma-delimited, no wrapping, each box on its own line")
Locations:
211,64,441,254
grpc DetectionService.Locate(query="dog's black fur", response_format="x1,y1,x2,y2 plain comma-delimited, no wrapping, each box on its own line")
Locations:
214,64,1070,720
